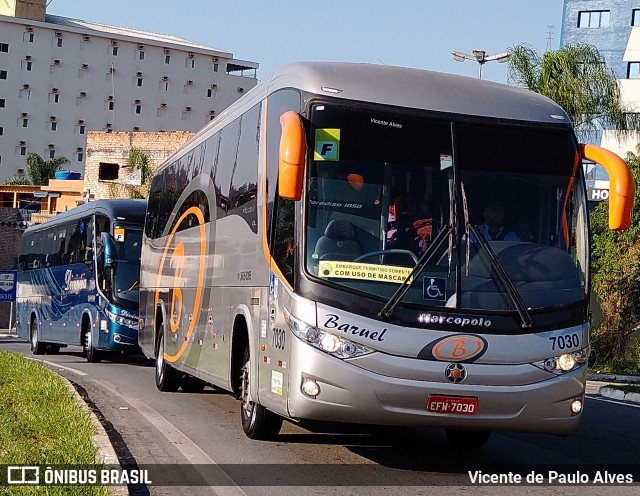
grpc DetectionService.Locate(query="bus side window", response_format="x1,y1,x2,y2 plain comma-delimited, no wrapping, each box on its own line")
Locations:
271,196,295,284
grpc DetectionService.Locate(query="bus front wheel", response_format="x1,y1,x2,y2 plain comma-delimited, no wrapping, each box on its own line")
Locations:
30,319,45,355
83,330,102,363
240,343,282,440
155,333,181,392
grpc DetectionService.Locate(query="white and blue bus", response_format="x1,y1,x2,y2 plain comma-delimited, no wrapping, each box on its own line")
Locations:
138,62,634,447
17,199,146,362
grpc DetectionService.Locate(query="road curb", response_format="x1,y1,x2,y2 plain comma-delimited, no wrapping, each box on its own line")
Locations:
61,376,128,496
599,385,640,405
588,372,640,384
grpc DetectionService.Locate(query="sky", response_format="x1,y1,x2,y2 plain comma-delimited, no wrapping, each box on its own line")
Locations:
45,0,565,84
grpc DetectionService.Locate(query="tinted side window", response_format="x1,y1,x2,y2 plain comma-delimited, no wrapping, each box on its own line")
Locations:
214,117,240,219
229,103,261,233
65,221,79,265
146,174,163,239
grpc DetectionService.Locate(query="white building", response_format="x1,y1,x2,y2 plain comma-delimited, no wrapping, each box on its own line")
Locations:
0,0,258,183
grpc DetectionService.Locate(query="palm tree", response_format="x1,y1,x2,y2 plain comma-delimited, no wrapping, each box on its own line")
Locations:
507,43,640,140
25,153,69,185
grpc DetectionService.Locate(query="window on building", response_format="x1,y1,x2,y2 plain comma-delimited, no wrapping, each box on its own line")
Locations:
77,152,84,162
0,70,6,79
107,100,115,111
207,88,213,98
182,110,191,121
634,9,640,26
159,79,169,91
0,127,3,135
628,62,640,78
212,62,219,72
19,88,30,100
23,32,34,43
0,99,5,107
578,10,610,28
19,146,27,156
48,92,60,103
112,46,118,56
136,77,143,87
50,121,57,132
134,104,142,114
99,162,119,180
138,50,145,60
22,60,32,71
157,106,167,118
21,118,28,128
0,43,8,53
186,57,195,69
48,149,55,159
165,54,170,64
56,37,63,48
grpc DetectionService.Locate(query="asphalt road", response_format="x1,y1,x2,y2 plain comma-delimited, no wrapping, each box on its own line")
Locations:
2,336,640,496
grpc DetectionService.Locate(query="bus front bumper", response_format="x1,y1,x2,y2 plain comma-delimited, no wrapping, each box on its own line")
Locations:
284,339,586,435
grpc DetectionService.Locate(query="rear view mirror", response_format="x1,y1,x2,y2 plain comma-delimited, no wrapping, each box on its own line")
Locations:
101,232,115,267
580,144,635,230
278,111,306,201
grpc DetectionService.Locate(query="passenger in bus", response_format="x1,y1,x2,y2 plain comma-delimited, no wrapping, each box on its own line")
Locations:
477,200,519,241
388,194,434,255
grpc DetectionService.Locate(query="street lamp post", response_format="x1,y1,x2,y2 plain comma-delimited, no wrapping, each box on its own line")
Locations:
451,49,511,79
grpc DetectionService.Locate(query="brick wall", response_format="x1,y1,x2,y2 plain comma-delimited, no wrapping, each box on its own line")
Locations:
85,131,193,200
0,208,26,328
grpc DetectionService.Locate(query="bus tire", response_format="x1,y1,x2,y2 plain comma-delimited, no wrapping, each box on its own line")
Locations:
444,429,491,449
180,375,206,393
30,318,45,355
240,343,282,440
84,330,102,363
155,333,181,392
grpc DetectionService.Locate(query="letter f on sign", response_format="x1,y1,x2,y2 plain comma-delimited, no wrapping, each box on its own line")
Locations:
314,128,340,161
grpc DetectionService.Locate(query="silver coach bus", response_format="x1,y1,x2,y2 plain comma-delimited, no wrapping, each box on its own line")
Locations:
138,62,634,447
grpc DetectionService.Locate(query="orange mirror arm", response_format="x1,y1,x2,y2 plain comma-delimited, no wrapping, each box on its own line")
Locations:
580,143,635,230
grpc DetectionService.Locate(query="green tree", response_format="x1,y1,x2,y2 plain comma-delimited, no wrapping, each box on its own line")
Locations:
508,43,640,140
590,146,640,366
3,175,31,185
108,147,153,199
25,153,69,186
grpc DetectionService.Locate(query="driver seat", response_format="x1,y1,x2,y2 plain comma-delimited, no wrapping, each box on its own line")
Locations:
314,219,362,261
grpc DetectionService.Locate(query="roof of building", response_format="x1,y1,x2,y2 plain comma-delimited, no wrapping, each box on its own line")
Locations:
45,14,231,55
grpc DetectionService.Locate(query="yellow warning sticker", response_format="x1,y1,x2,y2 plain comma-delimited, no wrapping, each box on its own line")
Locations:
314,129,340,161
114,228,125,242
318,261,413,284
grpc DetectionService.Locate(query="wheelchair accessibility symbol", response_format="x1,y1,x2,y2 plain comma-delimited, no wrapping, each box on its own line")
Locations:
423,277,446,301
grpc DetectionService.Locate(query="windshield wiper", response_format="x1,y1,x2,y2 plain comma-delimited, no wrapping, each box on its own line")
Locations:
457,181,533,329
467,225,534,329
378,225,452,319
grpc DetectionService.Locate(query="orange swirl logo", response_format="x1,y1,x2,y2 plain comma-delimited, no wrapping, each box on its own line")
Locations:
154,207,207,363
431,335,486,362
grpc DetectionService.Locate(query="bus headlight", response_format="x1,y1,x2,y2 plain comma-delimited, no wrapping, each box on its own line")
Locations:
532,347,588,375
283,307,374,359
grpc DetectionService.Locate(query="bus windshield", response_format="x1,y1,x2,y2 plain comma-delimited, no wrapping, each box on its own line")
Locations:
304,104,588,314
111,228,142,309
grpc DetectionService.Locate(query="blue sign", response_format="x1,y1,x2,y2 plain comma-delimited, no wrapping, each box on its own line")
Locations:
423,276,447,301
0,270,17,302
